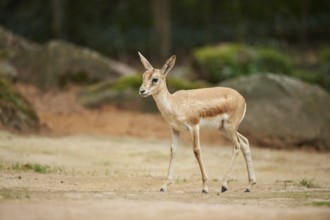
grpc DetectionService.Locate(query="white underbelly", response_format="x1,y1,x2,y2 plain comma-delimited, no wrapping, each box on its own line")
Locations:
199,114,229,129
167,113,229,131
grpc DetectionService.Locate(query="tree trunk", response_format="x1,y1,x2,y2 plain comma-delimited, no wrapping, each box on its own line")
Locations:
232,0,245,42
299,0,310,48
150,0,171,62
52,0,66,39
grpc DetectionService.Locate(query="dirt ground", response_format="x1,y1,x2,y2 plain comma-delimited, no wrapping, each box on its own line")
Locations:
0,85,329,220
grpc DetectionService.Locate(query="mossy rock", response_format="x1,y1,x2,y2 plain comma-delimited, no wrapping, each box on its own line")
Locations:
0,76,39,131
193,43,293,83
0,27,137,89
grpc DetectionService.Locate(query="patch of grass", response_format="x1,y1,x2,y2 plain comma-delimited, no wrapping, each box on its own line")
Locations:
175,177,187,184
11,162,49,173
0,189,14,200
228,178,238,183
52,165,65,173
313,201,330,207
10,162,66,174
298,178,316,188
87,169,97,176
0,189,31,200
65,168,81,175
101,160,112,166
104,169,110,176
30,163,48,173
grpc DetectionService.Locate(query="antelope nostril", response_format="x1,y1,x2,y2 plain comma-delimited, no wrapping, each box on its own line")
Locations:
140,89,145,94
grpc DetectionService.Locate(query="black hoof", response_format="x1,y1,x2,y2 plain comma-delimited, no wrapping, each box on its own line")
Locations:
221,186,227,193
160,188,166,192
202,189,208,194
244,188,250,193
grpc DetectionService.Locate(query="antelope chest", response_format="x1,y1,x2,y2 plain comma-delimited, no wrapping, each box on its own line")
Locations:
165,115,189,131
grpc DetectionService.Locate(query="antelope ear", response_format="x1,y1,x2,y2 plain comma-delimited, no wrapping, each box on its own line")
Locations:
138,51,153,70
161,55,176,76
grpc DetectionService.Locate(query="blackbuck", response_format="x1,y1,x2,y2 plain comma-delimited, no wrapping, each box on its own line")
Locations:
138,52,256,194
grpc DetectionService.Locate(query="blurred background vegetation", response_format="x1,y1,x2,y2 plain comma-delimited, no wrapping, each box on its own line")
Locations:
0,0,330,90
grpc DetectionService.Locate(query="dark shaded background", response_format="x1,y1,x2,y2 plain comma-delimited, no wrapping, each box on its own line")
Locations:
1,0,329,63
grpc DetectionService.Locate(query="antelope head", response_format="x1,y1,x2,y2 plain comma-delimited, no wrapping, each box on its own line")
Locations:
138,52,176,97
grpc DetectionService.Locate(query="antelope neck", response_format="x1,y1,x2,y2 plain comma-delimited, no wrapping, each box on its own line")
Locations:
152,82,173,115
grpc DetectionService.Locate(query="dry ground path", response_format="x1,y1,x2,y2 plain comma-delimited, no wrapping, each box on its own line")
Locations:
0,131,329,220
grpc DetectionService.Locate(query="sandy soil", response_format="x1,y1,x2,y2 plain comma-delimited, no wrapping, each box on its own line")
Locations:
0,85,329,220
0,131,330,220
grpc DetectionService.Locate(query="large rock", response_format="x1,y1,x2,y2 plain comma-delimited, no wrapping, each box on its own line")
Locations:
0,26,136,89
220,73,330,151
0,26,41,54
0,59,17,82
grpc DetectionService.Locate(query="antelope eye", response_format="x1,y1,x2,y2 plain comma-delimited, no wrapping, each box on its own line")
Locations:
151,78,159,84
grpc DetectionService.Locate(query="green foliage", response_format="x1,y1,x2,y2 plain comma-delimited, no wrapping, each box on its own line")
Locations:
256,47,293,75
111,75,142,91
12,163,49,173
318,46,330,91
298,178,316,188
194,44,252,82
193,43,293,83
166,77,206,91
0,50,12,59
313,201,330,207
80,75,142,99
292,46,330,92
320,47,330,62
292,69,329,91
111,75,205,91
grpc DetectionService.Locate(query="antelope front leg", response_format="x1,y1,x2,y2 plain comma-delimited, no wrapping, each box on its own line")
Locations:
191,125,209,194
160,129,179,192
220,131,241,193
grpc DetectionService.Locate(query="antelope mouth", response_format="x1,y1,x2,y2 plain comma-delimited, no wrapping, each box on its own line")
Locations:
139,91,151,97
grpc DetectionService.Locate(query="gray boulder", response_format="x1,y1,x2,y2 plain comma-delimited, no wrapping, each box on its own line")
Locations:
220,73,330,151
0,26,136,89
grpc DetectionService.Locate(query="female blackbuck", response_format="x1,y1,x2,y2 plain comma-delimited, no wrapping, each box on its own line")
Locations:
138,52,256,194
